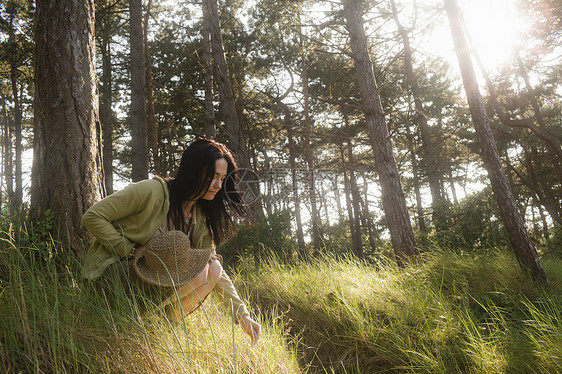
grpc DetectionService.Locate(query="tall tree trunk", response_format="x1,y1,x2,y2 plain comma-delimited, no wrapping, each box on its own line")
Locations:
99,25,113,195
31,0,104,255
333,169,344,220
390,0,445,230
525,146,562,226
340,143,360,257
467,25,562,184
262,150,273,216
405,121,426,232
348,148,364,258
516,55,562,184
10,76,22,208
130,0,148,181
279,100,307,258
448,168,459,205
320,179,330,227
361,174,380,251
144,0,160,175
201,2,216,139
343,110,363,258
238,94,265,220
534,196,550,240
1,95,7,207
1,93,13,205
7,13,22,208
0,98,3,208
300,23,322,255
442,140,459,205
203,0,249,168
164,115,173,173
343,0,418,266
446,0,548,283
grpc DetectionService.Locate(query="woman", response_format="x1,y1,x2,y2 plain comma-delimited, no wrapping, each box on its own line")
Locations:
82,138,261,345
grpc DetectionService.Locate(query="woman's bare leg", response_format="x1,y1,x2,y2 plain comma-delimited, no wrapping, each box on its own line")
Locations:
165,259,222,319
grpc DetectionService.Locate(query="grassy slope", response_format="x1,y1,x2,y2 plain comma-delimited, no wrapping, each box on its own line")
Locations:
0,228,300,373
1,223,561,373
239,251,562,373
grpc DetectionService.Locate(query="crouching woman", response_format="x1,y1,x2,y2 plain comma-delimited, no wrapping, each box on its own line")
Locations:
81,138,261,345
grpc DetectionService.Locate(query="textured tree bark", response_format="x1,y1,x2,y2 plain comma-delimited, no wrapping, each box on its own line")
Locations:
144,0,160,176
469,30,562,184
99,22,113,195
1,94,12,205
201,2,216,140
405,121,426,233
203,0,249,168
10,68,22,208
361,174,380,251
446,0,548,282
300,38,323,255
31,0,104,255
7,12,23,207
340,143,360,257
516,55,562,184
343,110,363,258
130,0,148,181
278,100,307,258
2,93,14,204
390,0,445,230
343,0,418,265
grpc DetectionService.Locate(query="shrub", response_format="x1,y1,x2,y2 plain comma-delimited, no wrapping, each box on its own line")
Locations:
218,209,296,266
435,188,509,251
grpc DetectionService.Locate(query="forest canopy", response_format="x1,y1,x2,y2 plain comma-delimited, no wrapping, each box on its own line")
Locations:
0,0,560,276
1,1,562,372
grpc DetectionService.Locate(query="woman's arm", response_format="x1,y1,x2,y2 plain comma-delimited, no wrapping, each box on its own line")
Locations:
82,182,146,258
212,271,250,320
193,205,260,343
214,272,260,344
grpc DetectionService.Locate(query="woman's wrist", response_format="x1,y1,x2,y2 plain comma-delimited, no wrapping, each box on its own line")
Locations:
238,313,250,322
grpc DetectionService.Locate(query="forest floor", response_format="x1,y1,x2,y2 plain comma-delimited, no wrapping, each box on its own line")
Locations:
1,220,561,373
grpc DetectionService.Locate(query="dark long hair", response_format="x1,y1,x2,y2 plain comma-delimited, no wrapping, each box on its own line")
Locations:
167,138,249,245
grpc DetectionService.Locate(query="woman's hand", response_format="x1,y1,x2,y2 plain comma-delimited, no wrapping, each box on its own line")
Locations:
239,314,261,345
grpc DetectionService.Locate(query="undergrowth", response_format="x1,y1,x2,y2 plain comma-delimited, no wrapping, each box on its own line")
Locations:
1,211,561,373
0,215,300,373
239,250,562,373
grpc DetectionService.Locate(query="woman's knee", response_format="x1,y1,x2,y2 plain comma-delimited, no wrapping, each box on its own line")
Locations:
208,259,222,285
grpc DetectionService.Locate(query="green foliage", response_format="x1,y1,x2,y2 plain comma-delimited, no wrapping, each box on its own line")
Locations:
218,209,296,266
320,219,353,256
2,212,561,373
0,215,301,373
544,227,562,257
240,249,562,373
0,208,61,267
522,296,562,371
435,188,509,251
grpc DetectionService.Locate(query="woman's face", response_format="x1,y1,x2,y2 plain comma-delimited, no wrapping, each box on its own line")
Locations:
201,158,228,200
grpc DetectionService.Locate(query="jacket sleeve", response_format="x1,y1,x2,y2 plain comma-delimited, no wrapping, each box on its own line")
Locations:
193,204,250,320
212,270,250,321
81,182,146,258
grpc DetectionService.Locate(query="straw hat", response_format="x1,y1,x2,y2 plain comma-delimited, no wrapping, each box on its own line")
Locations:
133,230,211,287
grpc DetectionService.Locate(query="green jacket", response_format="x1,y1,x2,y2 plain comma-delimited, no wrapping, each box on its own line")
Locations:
81,176,249,319
82,177,171,279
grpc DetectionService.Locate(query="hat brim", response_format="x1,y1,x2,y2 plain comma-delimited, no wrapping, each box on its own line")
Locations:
133,246,211,287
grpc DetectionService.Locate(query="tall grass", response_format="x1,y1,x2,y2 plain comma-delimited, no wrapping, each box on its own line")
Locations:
2,212,561,373
0,217,301,373
239,250,562,373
